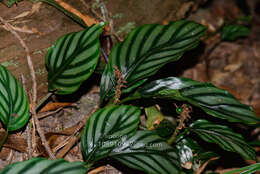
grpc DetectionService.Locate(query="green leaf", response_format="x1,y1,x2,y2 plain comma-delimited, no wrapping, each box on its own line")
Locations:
110,130,181,174
0,158,87,174
0,65,30,131
36,0,87,27
224,163,260,174
154,119,175,138
145,106,164,129
189,119,256,160
221,24,250,41
100,20,206,103
81,105,140,163
130,77,260,124
46,24,103,95
8,0,19,7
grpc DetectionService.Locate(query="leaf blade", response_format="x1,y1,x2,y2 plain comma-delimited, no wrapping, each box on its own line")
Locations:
100,20,206,103
189,119,256,160
111,131,181,174
224,163,260,174
132,77,260,124
0,158,87,174
81,105,140,163
0,65,30,131
46,24,103,95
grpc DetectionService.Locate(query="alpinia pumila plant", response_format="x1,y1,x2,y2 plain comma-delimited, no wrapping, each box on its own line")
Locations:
0,1,259,174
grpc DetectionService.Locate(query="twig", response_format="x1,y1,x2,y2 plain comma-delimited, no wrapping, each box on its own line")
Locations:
88,166,105,174
22,74,33,158
0,16,56,159
195,157,219,174
37,108,63,119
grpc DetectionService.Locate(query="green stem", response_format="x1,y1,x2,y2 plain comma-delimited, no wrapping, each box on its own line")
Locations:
168,128,179,145
119,95,140,104
0,129,9,150
36,92,53,111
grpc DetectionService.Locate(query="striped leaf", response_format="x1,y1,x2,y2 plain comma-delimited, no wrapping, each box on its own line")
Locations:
0,65,29,131
46,24,103,95
189,119,256,160
0,158,87,174
221,24,250,41
130,77,260,124
81,105,140,163
224,163,260,174
100,20,206,103
110,131,181,174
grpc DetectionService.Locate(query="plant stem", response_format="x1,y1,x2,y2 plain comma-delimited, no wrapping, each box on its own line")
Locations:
119,95,140,104
0,130,9,150
36,92,53,111
168,128,179,145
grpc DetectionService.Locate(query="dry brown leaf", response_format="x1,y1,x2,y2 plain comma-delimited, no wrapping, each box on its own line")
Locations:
0,131,27,152
55,0,97,26
39,102,75,113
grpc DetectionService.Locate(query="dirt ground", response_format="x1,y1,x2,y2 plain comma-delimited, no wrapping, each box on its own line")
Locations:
0,0,260,173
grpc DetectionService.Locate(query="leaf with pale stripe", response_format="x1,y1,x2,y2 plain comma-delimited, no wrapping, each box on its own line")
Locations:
224,163,260,174
130,77,260,124
100,20,206,103
189,119,256,160
81,105,140,163
46,24,103,95
0,158,87,174
110,130,181,174
0,65,29,131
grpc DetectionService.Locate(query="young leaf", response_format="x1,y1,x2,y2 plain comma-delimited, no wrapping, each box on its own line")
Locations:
110,131,181,174
81,105,140,163
189,119,256,161
46,24,103,95
145,106,164,130
0,65,30,131
0,158,87,174
224,163,260,174
221,24,250,41
130,77,260,124
100,20,206,103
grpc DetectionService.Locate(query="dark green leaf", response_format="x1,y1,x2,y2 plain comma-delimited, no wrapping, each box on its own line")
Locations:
81,105,140,163
224,163,260,174
189,119,256,160
100,20,206,103
130,77,260,124
36,0,87,27
110,130,181,174
46,24,103,95
0,158,87,174
221,24,250,41
154,119,175,138
0,65,30,131
7,0,18,7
